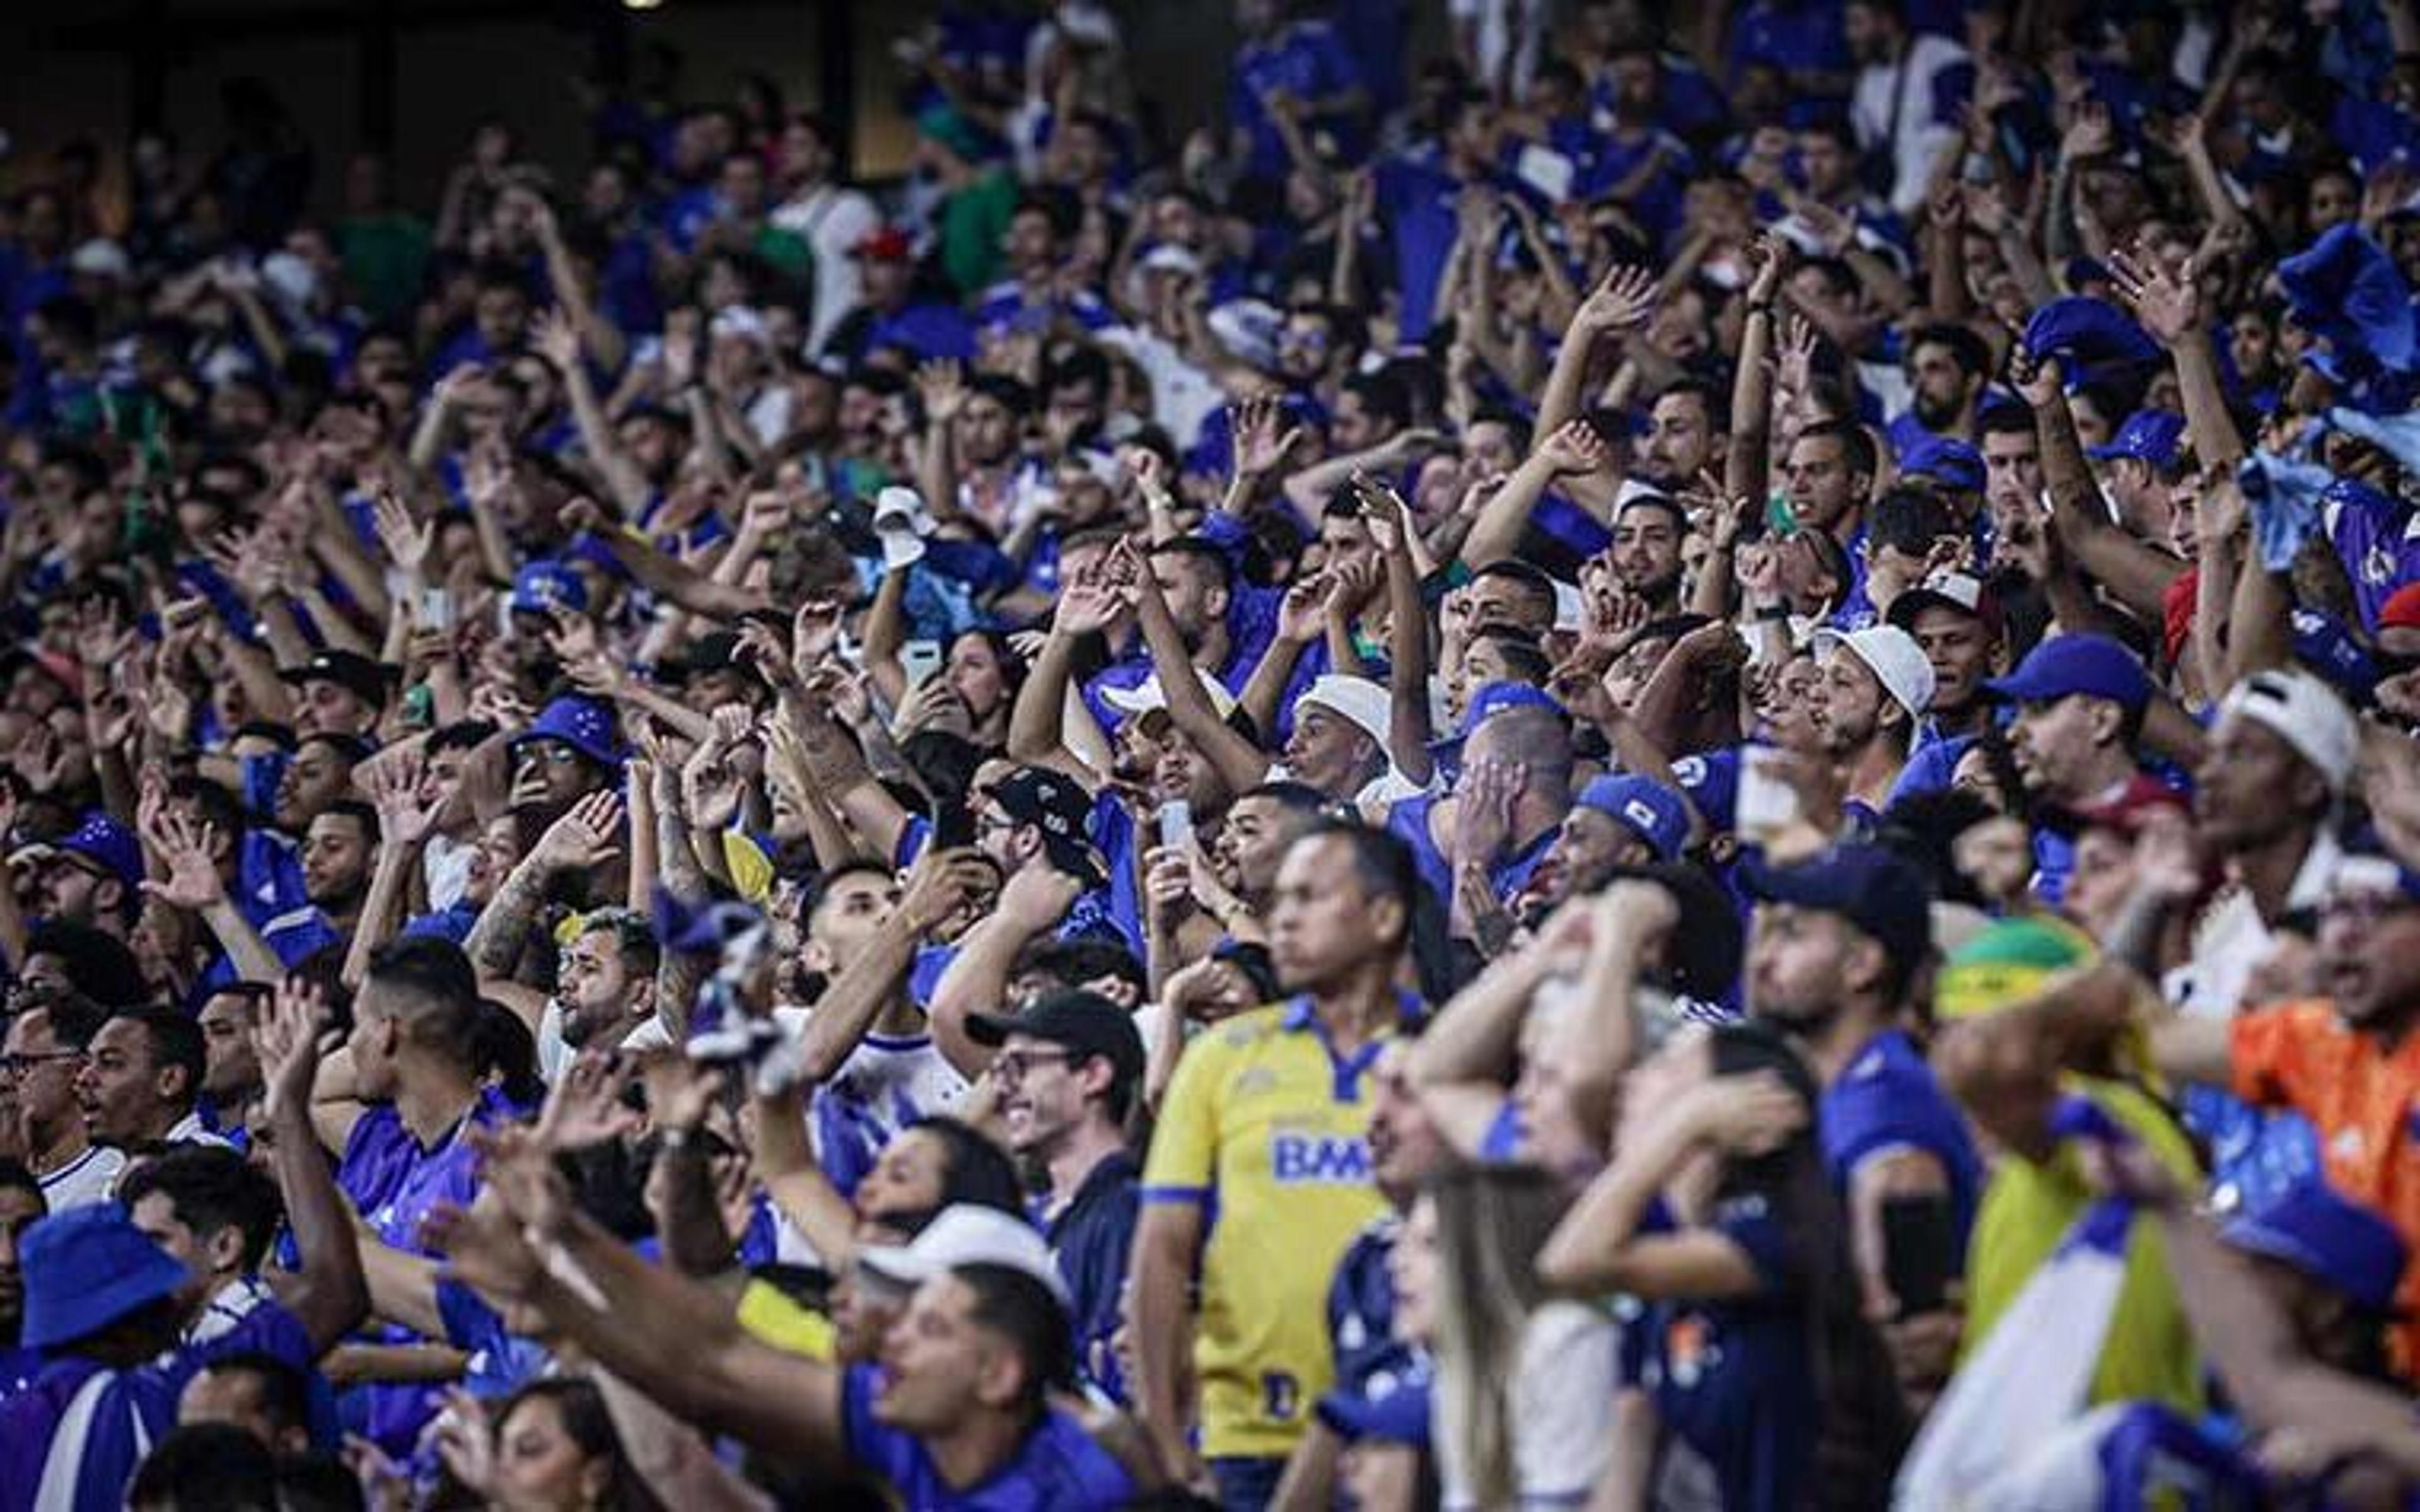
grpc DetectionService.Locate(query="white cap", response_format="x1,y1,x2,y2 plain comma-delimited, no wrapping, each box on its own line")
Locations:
856,1205,1068,1305
69,239,128,280
873,486,934,536
710,306,771,348
1811,624,1935,724
2218,667,2359,793
1139,244,1203,278
1103,668,1238,720
1294,674,1395,753
1207,299,1283,372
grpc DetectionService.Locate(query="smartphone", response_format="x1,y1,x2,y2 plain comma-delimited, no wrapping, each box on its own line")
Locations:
1158,799,1194,852
1882,1193,1960,1319
1736,745,1801,838
901,640,944,688
418,587,456,632
934,801,977,850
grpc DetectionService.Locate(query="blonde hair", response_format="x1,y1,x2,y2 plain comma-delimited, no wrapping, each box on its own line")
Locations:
1429,1164,1571,1509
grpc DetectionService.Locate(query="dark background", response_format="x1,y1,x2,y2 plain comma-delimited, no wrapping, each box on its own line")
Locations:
0,1,1449,204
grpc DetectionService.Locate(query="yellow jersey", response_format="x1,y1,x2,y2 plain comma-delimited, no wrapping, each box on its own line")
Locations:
1959,1076,2205,1412
1141,999,1400,1460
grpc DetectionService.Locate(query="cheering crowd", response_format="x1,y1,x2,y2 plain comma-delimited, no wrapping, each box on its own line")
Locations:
6,0,2420,1505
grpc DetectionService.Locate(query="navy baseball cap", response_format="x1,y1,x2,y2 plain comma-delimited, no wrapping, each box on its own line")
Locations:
1744,842,1933,971
2085,410,2186,470
1576,774,1691,861
1899,435,1985,494
2221,1180,2409,1315
1983,633,2151,713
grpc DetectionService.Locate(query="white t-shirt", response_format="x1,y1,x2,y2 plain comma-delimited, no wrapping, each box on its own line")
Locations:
38,1143,124,1211
1434,1301,1622,1511
1851,34,1970,215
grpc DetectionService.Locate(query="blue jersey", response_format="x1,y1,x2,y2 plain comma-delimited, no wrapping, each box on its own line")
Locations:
841,1365,1137,1510
1820,1029,1984,1263
0,1300,316,1512
1626,1196,1818,1512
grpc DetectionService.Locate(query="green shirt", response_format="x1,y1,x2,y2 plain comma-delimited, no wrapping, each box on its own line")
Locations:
936,169,1018,297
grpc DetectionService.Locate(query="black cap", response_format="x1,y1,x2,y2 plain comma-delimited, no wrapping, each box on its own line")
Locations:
278,650,393,709
986,765,1103,888
965,988,1144,1088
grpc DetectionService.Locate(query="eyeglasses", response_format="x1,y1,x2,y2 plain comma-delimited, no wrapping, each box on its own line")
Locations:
0,1051,81,1077
991,1049,1076,1084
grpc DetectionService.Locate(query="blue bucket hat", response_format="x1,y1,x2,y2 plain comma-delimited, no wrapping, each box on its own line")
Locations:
511,559,589,616
2221,1180,2409,1315
20,1205,194,1349
507,696,625,769
2278,224,2419,382
1576,774,1691,862
1982,633,2152,713
2086,410,2186,470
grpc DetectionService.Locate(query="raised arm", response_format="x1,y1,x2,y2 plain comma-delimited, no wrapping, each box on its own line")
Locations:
256,977,370,1353
427,1138,849,1469
1463,420,1608,570
926,867,1082,1080
1537,265,1656,442
534,309,652,521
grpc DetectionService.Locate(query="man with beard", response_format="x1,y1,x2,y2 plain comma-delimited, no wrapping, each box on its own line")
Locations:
1,992,120,1210
1808,624,1935,819
1988,633,2164,904
296,801,377,941
274,650,388,741
192,986,265,1142
1131,822,1420,1504
964,990,1144,1404
1519,772,1692,917
1974,845,2420,1375
1606,491,1688,619
1207,782,1327,936
1742,842,1983,1403
1890,323,1991,453
536,909,662,1080
13,811,142,944
1634,380,1725,494
270,733,369,840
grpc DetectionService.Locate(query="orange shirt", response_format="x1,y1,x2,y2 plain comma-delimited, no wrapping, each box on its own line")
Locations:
2231,1000,2420,1373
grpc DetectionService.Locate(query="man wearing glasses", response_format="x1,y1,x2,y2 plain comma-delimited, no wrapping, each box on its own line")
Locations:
965,988,1144,1405
0,988,118,1210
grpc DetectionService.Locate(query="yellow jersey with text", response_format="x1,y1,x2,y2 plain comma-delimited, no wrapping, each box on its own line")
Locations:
1141,998,1401,1460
